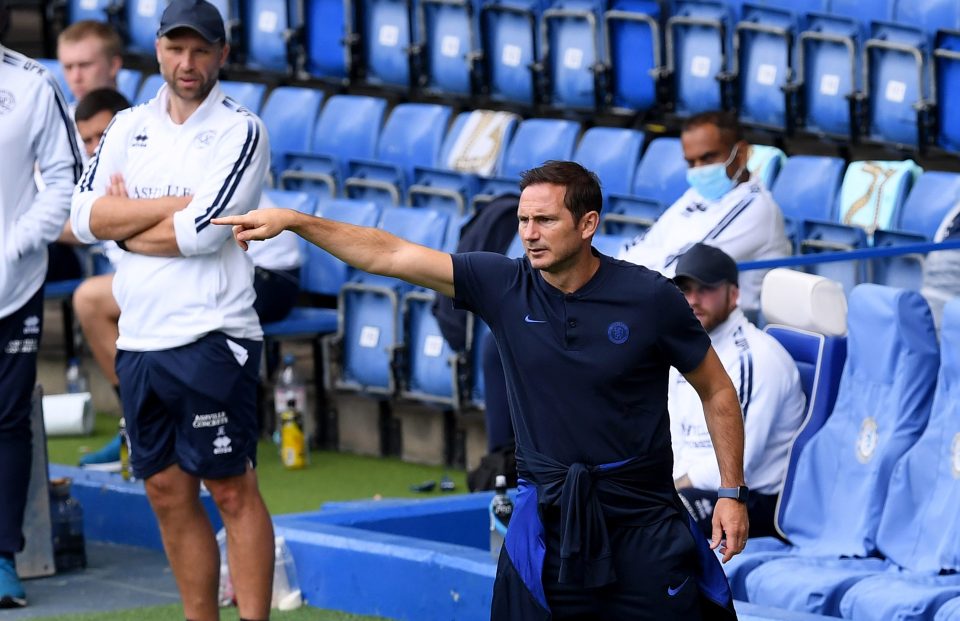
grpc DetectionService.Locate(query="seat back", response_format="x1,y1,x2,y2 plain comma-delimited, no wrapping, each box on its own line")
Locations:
116,69,143,105
362,0,414,87
799,13,863,137
375,103,452,179
67,0,113,23
260,86,325,177
135,73,166,104
440,110,519,177
771,155,845,244
936,30,960,153
573,127,644,196
778,284,939,556
629,137,689,204
864,25,931,147
605,0,661,113
499,118,581,179
873,298,960,573
893,0,960,34
481,0,546,105
544,0,602,109
36,59,72,103
310,199,382,295
761,268,849,532
244,0,297,71
303,0,352,78
747,144,786,189
592,233,630,257
736,4,796,129
670,0,731,115
419,0,483,95
837,159,920,235
125,0,163,53
219,80,268,113
310,94,387,172
895,171,960,238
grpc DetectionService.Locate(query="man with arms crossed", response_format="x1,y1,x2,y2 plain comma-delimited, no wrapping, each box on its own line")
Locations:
0,0,83,606
217,161,748,620
70,1,273,619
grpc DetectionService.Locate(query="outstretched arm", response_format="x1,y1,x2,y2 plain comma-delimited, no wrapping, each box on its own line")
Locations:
683,347,749,562
214,208,455,298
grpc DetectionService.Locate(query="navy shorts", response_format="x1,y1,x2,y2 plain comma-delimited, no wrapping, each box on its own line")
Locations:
0,287,43,433
116,332,262,480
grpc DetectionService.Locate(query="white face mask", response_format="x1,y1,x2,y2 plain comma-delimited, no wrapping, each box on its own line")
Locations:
686,143,743,201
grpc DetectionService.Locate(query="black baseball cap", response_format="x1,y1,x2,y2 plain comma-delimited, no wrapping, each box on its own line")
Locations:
157,0,226,43
674,243,739,287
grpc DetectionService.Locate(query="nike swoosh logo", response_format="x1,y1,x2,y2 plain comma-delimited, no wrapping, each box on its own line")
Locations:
667,577,689,597
524,315,546,324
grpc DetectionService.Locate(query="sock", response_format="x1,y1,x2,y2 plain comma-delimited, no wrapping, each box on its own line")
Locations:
113,385,121,400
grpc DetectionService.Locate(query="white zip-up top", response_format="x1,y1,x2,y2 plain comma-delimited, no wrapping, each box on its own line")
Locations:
669,308,806,495
71,82,268,351
618,179,791,312
1,45,83,319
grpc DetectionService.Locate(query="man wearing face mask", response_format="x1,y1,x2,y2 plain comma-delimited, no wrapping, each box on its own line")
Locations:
619,111,790,316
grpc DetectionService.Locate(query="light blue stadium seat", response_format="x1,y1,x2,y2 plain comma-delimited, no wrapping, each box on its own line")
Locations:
742,285,939,616
473,117,580,207
66,0,117,23
770,155,845,248
541,0,605,109
302,0,353,79
362,0,416,87
667,0,735,116
280,95,387,199
592,232,630,256
344,103,452,206
734,3,799,129
799,159,920,294
572,126,644,205
260,86,325,184
135,73,165,104
242,0,298,71
36,59,72,103
746,143,786,189
408,110,519,215
872,171,960,289
938,597,960,621
416,0,483,96
480,0,549,105
336,208,450,394
602,0,661,114
936,30,960,153
219,80,267,113
603,136,687,236
115,68,142,104
125,0,163,53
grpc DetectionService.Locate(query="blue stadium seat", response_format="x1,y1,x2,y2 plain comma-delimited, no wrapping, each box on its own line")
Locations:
473,117,581,207
799,159,919,293
344,103,452,206
541,0,605,109
734,3,800,129
362,0,416,88
572,126,644,201
938,598,960,621
863,25,932,148
603,136,687,236
936,30,960,153
592,232,630,256
416,0,483,96
480,0,549,105
872,171,960,289
742,285,939,616
36,59,72,102
219,80,267,113
280,95,387,199
125,0,163,53
770,155,845,248
259,86,325,184
135,73,165,104
409,109,520,215
666,0,735,116
746,143,786,188
336,208,450,394
305,199,383,298
66,0,117,23
302,0,354,79
602,0,661,114
115,68,142,104
243,0,298,71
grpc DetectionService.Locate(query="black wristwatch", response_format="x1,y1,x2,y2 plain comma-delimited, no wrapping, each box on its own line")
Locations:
717,485,749,503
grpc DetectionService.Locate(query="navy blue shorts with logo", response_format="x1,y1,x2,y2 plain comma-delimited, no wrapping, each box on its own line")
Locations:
116,332,262,480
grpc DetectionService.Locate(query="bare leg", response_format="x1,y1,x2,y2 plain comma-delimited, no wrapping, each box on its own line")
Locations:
145,465,220,621
72,274,120,387
205,466,274,620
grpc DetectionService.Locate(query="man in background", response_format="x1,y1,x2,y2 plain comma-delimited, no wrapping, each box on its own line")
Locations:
57,20,123,103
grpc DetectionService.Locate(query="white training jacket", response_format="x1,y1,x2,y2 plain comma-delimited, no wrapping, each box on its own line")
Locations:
71,82,268,351
669,308,806,495
0,45,83,319
618,179,791,313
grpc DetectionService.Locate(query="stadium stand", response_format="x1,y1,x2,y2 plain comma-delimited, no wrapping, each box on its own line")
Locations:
415,0,483,97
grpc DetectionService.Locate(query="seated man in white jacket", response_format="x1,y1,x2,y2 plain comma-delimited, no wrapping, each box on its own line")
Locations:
669,243,805,539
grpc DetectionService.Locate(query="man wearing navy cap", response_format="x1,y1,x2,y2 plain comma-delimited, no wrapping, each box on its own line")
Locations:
670,244,805,540
70,1,273,619
215,161,749,620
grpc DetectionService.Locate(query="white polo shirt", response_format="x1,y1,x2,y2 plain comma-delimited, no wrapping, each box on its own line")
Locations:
71,82,269,351
669,308,806,495
0,45,83,318
619,179,791,312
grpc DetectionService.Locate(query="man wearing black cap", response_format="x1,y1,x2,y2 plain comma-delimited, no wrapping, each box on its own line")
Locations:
670,244,805,539
70,1,273,619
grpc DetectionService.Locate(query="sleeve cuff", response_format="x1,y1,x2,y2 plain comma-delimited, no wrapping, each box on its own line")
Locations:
172,209,196,256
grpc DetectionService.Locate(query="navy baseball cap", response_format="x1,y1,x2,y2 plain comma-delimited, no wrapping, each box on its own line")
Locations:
157,0,226,43
674,243,739,286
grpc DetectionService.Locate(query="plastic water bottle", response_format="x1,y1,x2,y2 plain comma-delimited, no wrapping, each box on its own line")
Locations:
279,400,307,469
271,536,303,611
489,474,513,560
65,358,89,393
216,528,235,607
274,354,307,426
118,417,131,481
49,478,86,571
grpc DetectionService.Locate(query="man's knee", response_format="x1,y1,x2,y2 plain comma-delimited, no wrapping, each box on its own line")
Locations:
73,275,116,319
144,467,198,515
204,471,259,518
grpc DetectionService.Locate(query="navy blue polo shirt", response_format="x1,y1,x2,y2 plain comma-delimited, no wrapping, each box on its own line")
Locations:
453,250,711,467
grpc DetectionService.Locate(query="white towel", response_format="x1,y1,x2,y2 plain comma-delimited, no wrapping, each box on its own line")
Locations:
446,110,520,176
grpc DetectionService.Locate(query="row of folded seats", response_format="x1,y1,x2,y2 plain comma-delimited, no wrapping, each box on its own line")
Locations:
721,275,960,621
63,0,960,150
